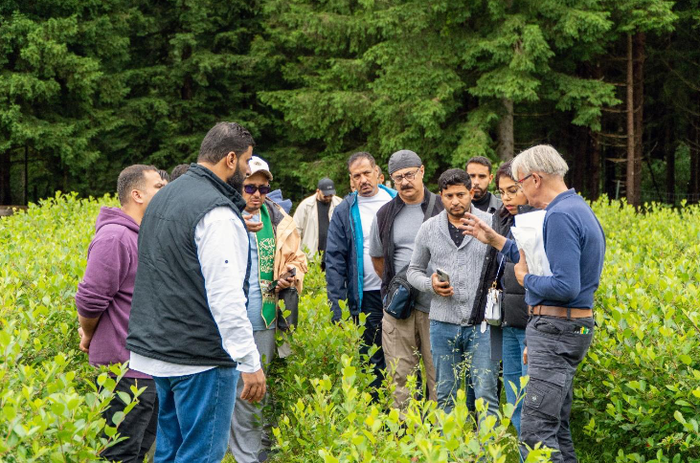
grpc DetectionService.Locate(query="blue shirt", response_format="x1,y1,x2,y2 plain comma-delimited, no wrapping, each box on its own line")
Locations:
501,189,605,308
245,214,268,331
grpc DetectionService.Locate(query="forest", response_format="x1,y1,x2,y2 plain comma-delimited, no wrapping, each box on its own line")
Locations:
1,0,699,206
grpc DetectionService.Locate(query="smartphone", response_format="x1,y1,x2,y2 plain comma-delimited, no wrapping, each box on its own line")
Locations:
280,267,297,280
436,268,450,284
267,268,297,294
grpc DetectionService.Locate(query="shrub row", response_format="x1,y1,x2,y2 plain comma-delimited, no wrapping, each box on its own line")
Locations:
1,194,698,461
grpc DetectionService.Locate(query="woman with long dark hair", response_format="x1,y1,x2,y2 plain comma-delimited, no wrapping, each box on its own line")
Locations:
489,160,532,435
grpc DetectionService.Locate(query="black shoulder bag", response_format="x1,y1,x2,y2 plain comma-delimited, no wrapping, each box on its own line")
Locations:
383,193,437,319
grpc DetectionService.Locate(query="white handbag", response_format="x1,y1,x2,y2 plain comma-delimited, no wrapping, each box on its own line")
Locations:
484,258,504,326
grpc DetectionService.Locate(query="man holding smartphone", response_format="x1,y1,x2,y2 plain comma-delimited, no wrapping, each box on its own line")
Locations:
229,156,308,463
407,169,499,416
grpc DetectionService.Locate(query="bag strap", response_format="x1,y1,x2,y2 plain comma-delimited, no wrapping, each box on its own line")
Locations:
491,254,506,289
423,192,437,222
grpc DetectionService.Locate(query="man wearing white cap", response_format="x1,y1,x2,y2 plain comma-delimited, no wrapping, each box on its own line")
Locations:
293,177,343,261
229,156,307,463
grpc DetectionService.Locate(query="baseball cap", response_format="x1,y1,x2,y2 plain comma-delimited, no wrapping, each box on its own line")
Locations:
248,156,273,181
317,177,336,196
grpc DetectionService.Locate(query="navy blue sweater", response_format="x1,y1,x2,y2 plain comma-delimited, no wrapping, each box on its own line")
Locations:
501,189,605,309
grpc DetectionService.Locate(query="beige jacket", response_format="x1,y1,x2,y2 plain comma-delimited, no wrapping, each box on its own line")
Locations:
292,193,343,257
269,200,308,295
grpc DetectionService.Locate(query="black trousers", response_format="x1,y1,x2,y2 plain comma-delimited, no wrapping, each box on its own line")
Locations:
358,290,385,398
100,377,159,463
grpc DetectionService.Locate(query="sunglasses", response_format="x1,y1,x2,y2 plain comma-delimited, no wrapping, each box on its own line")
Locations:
243,184,271,195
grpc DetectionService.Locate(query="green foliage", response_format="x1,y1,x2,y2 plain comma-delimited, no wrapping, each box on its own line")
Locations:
3,190,700,461
0,1,133,198
2,0,700,204
267,260,550,462
574,198,700,462
255,0,641,191
0,193,138,461
267,197,700,462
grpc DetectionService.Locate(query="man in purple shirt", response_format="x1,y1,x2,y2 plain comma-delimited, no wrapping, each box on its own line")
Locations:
462,145,605,462
75,164,167,462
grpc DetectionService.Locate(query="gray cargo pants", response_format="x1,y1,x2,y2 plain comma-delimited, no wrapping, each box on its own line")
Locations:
520,315,594,463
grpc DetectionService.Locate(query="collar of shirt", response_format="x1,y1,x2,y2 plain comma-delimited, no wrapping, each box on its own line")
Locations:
546,188,577,210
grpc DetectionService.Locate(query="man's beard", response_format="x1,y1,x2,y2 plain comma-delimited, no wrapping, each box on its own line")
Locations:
226,164,246,192
447,206,467,220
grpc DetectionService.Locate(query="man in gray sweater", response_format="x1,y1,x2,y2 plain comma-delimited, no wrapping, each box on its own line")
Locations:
407,169,499,415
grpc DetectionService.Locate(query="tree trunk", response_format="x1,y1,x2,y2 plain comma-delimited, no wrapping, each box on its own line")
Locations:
665,123,674,205
589,130,601,200
572,125,586,195
181,45,193,101
589,63,604,201
633,32,645,204
626,33,640,208
690,108,700,203
497,98,514,161
0,150,11,205
24,145,29,205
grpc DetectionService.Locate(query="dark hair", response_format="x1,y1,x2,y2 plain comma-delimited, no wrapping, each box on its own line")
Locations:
347,151,376,170
495,160,514,188
170,164,190,181
157,169,170,183
466,156,493,172
117,165,158,206
438,168,472,191
198,122,255,164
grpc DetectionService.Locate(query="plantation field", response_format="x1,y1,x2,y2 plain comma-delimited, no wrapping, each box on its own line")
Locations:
1,193,699,462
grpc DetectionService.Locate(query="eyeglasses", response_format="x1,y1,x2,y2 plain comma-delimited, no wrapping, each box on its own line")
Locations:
498,186,521,199
243,184,271,195
392,168,421,183
516,173,533,185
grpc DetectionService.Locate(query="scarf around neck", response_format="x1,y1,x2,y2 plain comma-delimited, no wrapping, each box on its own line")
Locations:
255,204,277,327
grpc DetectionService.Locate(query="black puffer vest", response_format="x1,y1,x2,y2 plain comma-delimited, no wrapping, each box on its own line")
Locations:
127,164,251,367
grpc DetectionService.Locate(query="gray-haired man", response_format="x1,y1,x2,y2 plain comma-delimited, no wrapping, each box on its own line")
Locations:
462,145,606,461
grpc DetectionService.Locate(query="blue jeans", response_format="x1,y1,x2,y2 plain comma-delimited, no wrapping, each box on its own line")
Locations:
429,321,499,415
502,326,527,435
154,367,240,463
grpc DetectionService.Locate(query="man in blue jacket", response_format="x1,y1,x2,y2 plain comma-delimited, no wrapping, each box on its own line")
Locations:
325,152,396,394
462,145,605,462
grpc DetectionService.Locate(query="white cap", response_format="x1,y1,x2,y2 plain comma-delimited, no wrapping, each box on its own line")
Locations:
248,156,273,181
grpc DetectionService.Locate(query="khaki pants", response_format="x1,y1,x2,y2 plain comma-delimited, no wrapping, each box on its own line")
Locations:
382,309,436,408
